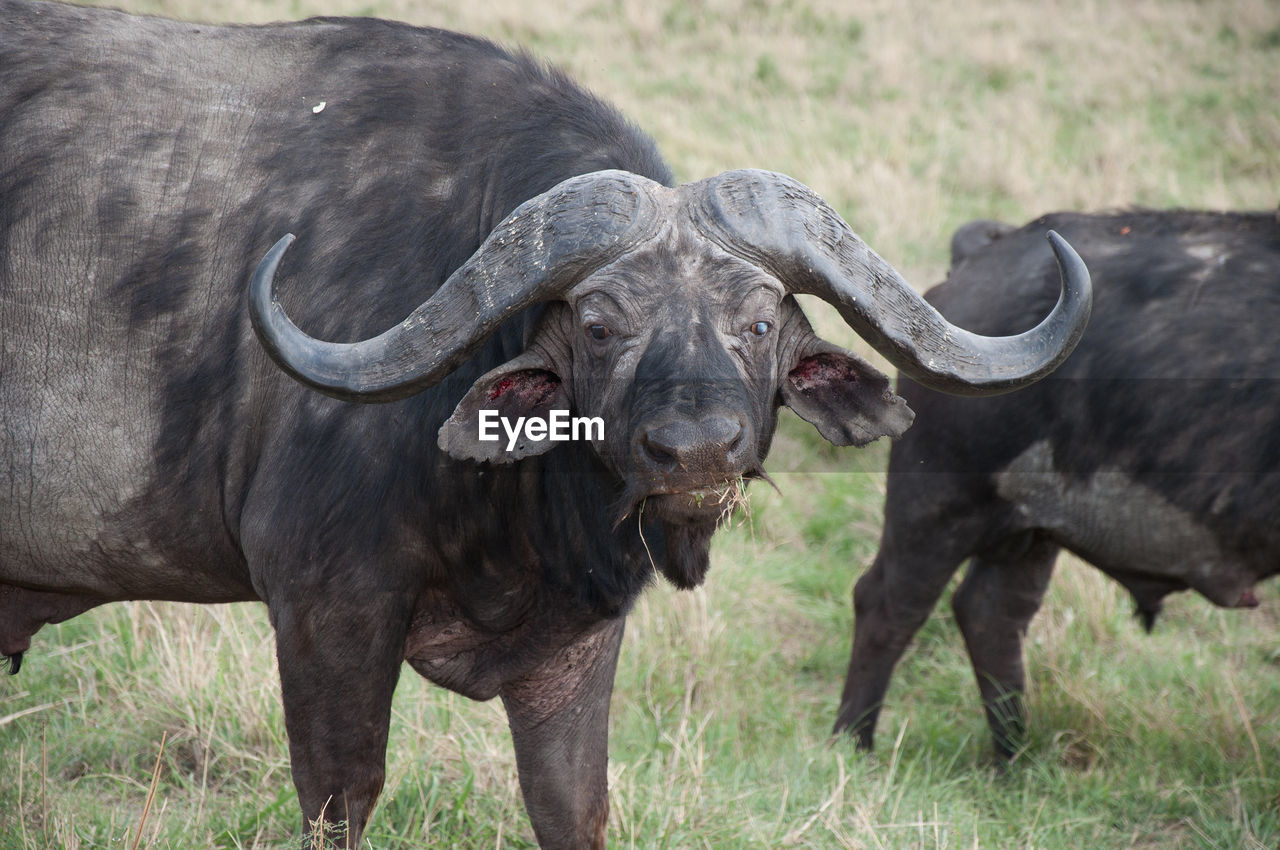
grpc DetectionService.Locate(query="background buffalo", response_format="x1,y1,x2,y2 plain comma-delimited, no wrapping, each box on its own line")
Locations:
836,209,1280,762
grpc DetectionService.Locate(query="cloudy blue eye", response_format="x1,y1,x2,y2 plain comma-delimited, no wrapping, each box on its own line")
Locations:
749,321,771,336
587,324,612,341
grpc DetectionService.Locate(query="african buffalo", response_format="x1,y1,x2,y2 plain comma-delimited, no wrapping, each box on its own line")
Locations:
0,1,1090,844
835,209,1278,760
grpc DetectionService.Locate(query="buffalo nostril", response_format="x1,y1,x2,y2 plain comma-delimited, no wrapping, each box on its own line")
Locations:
705,416,744,456
728,429,744,455
642,435,678,468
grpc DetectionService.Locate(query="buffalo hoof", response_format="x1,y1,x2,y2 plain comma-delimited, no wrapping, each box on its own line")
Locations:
5,652,21,675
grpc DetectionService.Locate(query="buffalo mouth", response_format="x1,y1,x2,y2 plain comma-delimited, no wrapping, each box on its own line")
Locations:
647,486,744,523
616,470,763,527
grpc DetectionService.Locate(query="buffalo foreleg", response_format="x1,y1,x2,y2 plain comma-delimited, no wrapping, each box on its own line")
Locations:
501,617,624,850
269,590,412,847
834,524,970,749
951,535,1057,760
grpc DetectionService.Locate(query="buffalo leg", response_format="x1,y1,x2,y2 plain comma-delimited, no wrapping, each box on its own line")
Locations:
951,535,1057,760
269,591,411,847
834,525,970,749
501,617,624,850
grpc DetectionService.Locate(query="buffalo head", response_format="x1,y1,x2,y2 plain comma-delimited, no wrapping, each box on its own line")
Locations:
250,169,1090,586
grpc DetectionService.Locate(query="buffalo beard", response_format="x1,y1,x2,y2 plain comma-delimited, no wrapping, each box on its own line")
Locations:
657,520,717,588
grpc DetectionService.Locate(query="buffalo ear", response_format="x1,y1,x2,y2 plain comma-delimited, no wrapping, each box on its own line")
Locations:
439,351,572,463
780,343,915,446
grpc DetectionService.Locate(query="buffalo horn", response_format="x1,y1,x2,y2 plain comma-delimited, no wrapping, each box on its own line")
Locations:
249,170,663,402
684,169,1092,396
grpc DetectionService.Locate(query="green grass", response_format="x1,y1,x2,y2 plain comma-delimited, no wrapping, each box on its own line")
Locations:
4,0,1280,846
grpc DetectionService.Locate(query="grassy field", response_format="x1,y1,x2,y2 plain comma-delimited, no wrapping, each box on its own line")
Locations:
3,0,1279,847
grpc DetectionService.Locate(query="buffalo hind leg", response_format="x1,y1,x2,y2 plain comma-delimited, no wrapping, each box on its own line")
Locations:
951,533,1057,760
501,618,625,850
834,527,970,750
269,590,412,847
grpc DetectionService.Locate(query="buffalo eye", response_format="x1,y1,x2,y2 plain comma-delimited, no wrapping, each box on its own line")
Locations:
587,323,613,341
748,320,771,337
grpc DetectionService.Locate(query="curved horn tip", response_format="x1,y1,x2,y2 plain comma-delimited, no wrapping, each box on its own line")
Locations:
249,232,307,381
266,232,297,268
1044,230,1092,302
1045,230,1085,273
1044,229,1071,256
250,233,297,297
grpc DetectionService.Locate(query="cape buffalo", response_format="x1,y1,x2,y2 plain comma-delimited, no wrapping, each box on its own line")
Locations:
835,209,1278,760
0,1,1090,844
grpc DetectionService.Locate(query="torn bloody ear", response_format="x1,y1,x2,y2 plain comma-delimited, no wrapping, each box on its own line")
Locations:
438,351,572,463
780,342,915,446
